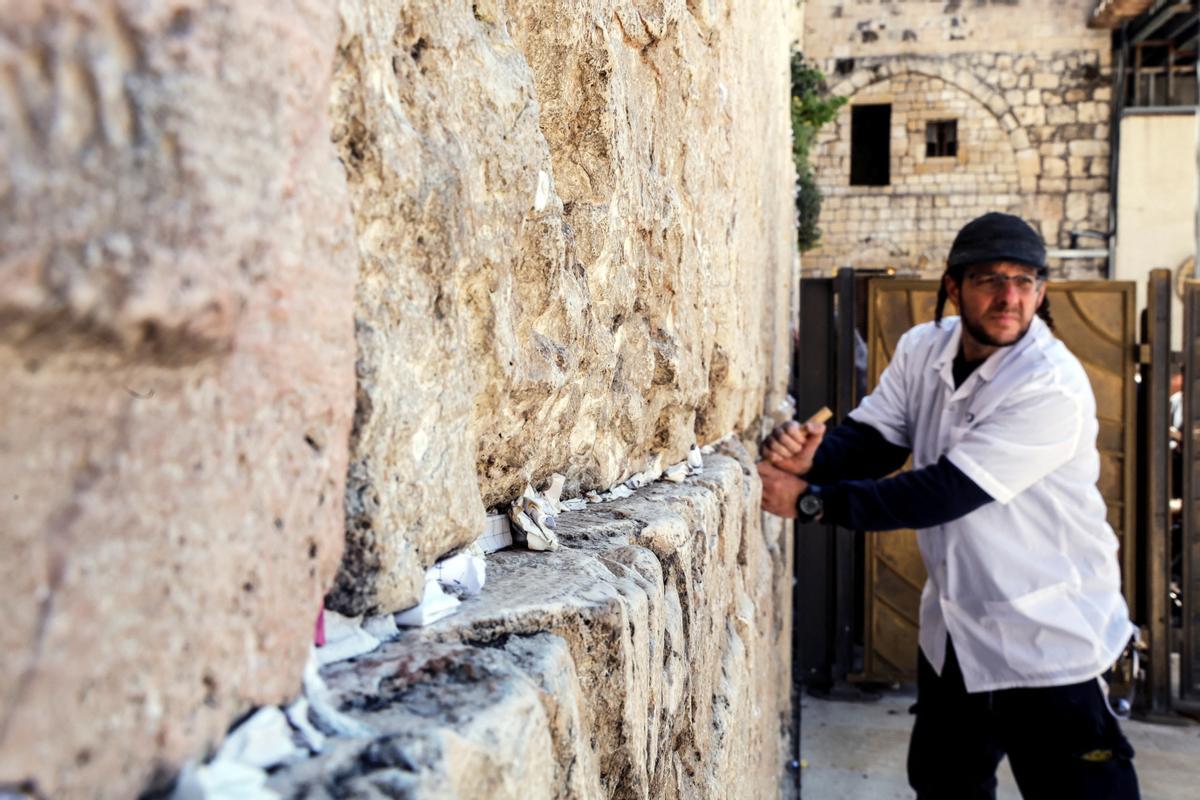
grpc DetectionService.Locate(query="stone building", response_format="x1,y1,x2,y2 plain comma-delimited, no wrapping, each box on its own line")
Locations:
0,1,797,797
803,0,1114,278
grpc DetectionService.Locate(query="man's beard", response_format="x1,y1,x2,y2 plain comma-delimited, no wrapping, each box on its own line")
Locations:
961,308,1034,349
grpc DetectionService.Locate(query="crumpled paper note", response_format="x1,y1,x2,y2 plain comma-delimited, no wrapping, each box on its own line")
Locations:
395,578,460,627
663,462,689,483
509,476,563,551
172,759,277,800
215,707,302,770
432,550,487,598
625,454,664,489
315,611,382,667
173,708,302,799
477,512,515,554
302,649,373,738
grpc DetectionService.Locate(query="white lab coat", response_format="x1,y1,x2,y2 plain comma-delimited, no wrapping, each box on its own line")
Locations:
851,316,1134,692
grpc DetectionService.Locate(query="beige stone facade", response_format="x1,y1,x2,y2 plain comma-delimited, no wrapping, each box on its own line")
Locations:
1114,112,1200,349
803,1,1113,277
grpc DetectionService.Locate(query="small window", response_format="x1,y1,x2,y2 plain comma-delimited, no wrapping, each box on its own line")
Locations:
925,120,958,158
850,104,891,186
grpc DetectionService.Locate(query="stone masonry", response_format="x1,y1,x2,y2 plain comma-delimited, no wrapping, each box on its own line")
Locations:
803,1,1113,278
270,446,792,800
0,0,797,796
328,0,797,616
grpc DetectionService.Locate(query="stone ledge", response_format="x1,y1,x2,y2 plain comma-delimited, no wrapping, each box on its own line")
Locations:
269,447,790,799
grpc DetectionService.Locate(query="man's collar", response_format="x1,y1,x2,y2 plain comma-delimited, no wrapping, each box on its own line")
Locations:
931,316,1047,388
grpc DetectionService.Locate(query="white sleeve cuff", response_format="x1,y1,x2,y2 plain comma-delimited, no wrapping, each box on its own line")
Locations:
946,448,1015,505
848,408,910,449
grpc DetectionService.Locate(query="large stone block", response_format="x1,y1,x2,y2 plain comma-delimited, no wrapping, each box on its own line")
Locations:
329,0,795,614
271,448,792,799
0,2,356,796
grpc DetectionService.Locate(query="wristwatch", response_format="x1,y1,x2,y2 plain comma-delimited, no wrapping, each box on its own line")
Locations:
795,485,823,524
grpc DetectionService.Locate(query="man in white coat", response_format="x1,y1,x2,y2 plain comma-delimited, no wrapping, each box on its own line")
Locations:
760,212,1139,799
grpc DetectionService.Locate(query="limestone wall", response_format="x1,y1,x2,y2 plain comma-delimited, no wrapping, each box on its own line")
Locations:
272,448,792,800
0,0,796,796
330,0,797,616
803,2,1113,278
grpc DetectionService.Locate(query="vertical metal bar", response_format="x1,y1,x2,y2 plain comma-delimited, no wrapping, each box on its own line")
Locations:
1184,282,1200,701
1145,269,1173,715
833,267,857,681
1168,45,1176,104
1136,44,1145,106
792,277,837,793
1124,286,1139,612
795,279,837,687
1187,87,1200,702
1109,42,1128,279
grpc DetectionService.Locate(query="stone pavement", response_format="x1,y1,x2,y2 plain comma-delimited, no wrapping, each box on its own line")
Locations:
799,685,1200,800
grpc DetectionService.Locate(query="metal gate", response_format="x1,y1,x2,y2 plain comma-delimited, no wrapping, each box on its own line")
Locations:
1182,280,1200,707
859,279,1139,682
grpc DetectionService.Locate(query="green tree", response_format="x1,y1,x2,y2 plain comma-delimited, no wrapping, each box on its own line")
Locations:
791,54,846,252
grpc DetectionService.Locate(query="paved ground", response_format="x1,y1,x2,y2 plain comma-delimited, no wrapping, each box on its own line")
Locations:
799,686,1200,800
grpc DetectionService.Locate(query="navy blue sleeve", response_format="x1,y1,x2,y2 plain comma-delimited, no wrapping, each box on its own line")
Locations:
815,455,993,531
805,418,911,484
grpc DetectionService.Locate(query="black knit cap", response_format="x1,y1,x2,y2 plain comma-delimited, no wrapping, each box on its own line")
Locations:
946,212,1047,275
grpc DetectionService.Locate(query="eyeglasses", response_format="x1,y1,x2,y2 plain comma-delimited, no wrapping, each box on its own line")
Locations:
965,272,1043,295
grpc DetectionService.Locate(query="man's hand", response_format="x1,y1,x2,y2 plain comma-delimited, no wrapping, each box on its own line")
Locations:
757,461,808,519
762,420,826,477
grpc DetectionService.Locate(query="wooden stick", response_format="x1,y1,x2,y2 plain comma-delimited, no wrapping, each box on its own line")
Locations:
804,406,833,426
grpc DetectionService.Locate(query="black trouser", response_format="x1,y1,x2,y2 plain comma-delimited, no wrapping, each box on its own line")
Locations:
908,638,1140,800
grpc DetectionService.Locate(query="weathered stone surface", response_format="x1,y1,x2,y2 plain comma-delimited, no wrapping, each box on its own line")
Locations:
0,0,796,794
329,0,796,614
806,3,1112,280
271,449,792,799
805,0,1109,56
0,3,356,797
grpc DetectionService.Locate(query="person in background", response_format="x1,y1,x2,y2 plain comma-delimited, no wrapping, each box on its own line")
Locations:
759,212,1140,799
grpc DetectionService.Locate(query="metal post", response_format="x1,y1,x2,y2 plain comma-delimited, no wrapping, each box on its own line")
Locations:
1109,40,1128,279
792,277,838,792
1144,269,1173,715
833,267,857,683
1167,44,1176,104
1136,43,1145,106
1164,9,1200,717
794,278,837,687
1183,283,1200,704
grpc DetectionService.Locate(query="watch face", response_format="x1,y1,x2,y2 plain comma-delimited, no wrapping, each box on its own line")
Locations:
799,494,822,515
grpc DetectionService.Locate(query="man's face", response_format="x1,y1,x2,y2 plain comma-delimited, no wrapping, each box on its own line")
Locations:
945,261,1046,349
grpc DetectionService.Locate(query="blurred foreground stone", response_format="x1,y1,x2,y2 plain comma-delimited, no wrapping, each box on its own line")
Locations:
0,2,356,796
